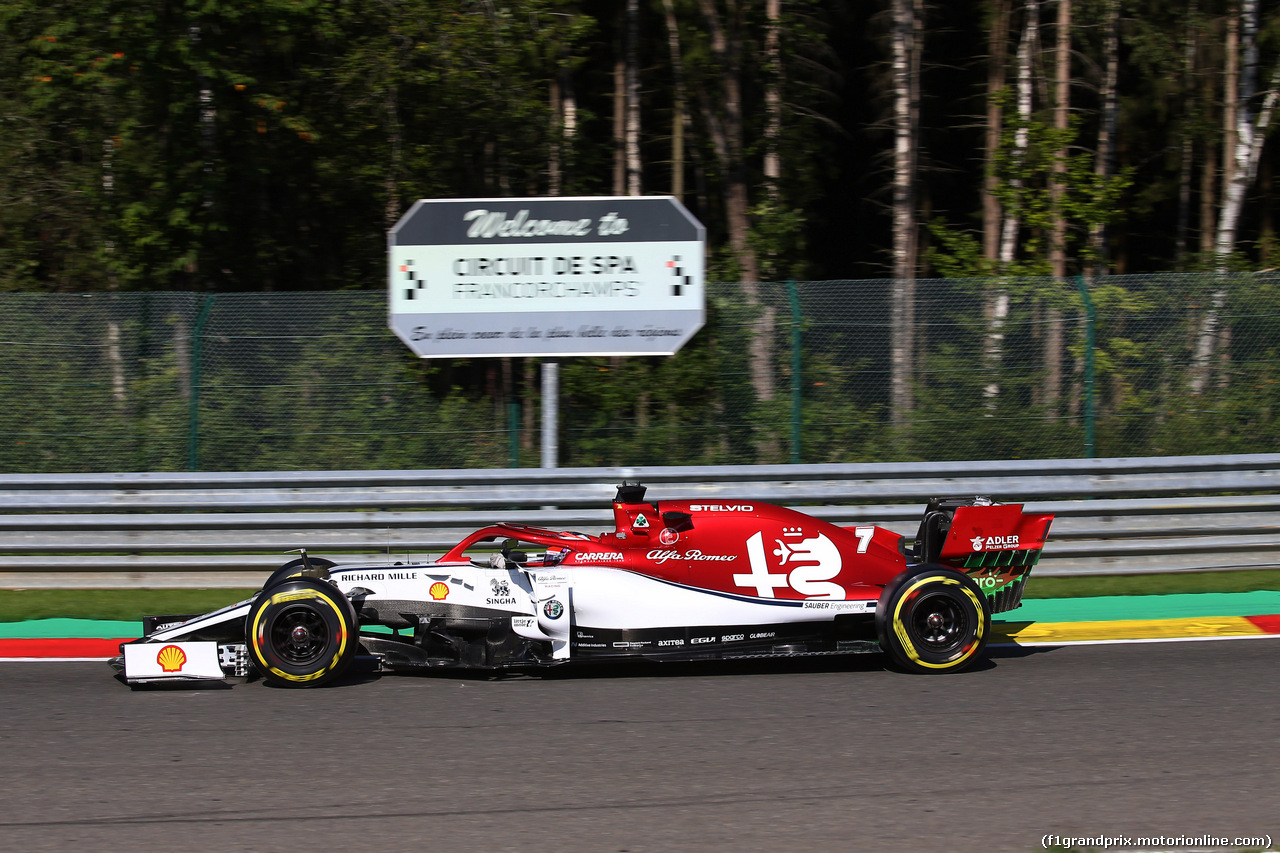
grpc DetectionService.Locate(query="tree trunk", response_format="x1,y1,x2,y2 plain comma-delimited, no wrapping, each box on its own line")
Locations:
1222,0,1240,202
696,0,758,283
890,0,919,426
999,0,1037,269
625,0,642,196
661,0,687,199
764,0,782,199
989,0,1037,405
1049,0,1070,279
983,0,1012,265
697,0,769,431
549,76,563,195
1089,0,1119,276
1199,60,1217,258
1175,8,1197,269
613,56,625,196
384,83,402,228
1043,0,1070,409
1197,0,1280,391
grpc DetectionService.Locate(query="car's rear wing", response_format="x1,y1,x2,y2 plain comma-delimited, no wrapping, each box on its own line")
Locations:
912,497,1054,613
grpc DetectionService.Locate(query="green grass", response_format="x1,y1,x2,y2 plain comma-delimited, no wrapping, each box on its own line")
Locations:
0,588,257,623
3,569,1280,623
1024,568,1280,598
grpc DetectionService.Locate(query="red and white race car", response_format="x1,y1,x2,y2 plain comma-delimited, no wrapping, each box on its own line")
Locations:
112,483,1053,686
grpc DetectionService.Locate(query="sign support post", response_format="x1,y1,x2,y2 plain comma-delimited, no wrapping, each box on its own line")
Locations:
541,360,559,468
388,197,705,469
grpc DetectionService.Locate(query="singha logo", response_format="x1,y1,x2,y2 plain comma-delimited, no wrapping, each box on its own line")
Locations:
491,578,511,597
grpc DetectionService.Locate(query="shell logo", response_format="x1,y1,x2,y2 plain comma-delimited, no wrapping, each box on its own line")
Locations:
429,582,449,601
156,644,187,673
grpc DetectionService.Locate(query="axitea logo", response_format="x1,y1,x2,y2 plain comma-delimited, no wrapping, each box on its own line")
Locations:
971,534,1020,551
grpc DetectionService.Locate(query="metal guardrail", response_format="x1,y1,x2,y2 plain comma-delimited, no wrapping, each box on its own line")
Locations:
1,454,1279,586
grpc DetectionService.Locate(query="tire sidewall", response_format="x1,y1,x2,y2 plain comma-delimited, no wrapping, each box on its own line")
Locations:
261,556,337,593
246,577,356,687
876,565,990,673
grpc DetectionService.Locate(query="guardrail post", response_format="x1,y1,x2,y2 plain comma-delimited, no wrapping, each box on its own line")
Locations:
187,295,216,472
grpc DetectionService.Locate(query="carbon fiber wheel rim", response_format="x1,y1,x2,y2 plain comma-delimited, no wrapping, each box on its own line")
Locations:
269,605,329,666
909,591,968,654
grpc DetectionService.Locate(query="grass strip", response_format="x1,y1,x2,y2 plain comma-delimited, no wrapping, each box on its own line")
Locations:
3,569,1280,622
0,588,257,623
1024,569,1280,599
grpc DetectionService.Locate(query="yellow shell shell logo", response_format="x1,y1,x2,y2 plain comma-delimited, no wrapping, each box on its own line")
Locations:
156,644,187,673
429,582,449,601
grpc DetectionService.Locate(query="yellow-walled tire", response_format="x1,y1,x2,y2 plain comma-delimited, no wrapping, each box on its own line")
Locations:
876,566,990,673
246,577,357,687
261,556,337,592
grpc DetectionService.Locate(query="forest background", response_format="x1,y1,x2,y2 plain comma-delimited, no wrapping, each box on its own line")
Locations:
4,0,1280,472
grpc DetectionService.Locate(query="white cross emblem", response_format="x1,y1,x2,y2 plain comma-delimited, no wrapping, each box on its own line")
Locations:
734,531,789,597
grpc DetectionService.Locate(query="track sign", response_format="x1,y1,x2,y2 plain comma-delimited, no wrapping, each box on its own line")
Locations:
388,196,705,357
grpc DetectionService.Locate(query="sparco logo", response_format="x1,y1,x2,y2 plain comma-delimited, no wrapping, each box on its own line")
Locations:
575,552,624,563
464,209,600,239
689,504,754,512
646,549,738,565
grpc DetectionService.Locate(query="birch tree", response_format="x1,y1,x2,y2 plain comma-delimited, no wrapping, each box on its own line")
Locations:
1089,0,1120,276
985,0,1039,403
1193,0,1280,392
890,0,921,426
661,0,688,199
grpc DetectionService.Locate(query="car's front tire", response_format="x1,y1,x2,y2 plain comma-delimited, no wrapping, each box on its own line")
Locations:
876,566,989,673
261,556,337,592
246,577,357,687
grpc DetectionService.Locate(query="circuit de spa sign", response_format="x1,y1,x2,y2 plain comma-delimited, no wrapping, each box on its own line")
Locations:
388,196,705,357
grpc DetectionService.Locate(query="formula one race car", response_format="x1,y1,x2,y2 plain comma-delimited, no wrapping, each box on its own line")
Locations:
110,484,1053,687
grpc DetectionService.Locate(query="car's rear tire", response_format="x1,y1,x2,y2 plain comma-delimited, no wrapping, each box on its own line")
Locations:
246,577,357,687
876,566,989,673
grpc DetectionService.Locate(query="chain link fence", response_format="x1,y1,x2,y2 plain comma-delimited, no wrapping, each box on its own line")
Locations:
2,274,1278,473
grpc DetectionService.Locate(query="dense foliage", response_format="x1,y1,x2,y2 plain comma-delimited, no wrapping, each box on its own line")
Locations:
6,2,1280,470
6,0,1280,290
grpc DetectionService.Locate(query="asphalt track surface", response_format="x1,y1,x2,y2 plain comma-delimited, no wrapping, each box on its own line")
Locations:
2,641,1277,853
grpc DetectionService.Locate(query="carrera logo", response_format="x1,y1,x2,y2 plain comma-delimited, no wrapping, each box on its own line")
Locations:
574,552,624,563
689,504,754,512
971,534,1020,551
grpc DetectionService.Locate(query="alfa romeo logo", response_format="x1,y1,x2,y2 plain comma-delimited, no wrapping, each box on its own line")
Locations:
543,599,564,620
